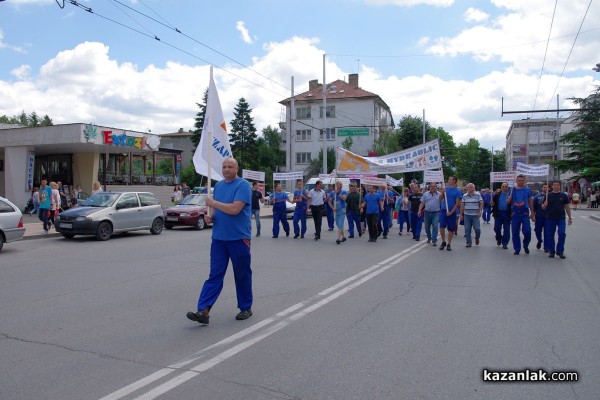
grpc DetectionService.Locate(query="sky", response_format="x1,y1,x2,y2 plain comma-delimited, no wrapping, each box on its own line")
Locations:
1,0,599,152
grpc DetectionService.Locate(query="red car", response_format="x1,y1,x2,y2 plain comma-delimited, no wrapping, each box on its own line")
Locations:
163,194,212,230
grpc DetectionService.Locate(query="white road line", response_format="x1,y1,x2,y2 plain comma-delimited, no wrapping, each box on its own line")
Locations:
100,240,428,400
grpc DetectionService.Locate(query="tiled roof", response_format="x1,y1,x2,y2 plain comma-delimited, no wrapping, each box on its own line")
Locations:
279,79,379,104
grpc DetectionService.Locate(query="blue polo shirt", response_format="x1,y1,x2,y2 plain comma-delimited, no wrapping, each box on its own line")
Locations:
442,186,462,212
329,190,347,213
212,177,251,240
498,192,509,211
364,193,381,214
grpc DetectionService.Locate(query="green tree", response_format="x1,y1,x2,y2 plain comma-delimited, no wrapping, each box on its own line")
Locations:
341,136,353,150
191,88,208,150
180,163,201,188
454,138,494,188
372,129,402,155
156,159,174,175
428,127,457,179
398,115,428,149
0,111,53,126
256,125,285,169
553,87,600,181
229,98,258,170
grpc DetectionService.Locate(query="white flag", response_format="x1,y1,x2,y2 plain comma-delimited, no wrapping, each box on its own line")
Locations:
193,68,232,181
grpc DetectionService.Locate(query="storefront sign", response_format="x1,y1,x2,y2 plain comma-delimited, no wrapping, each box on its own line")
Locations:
26,154,34,191
102,130,160,150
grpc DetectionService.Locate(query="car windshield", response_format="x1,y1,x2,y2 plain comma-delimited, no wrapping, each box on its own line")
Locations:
179,194,207,206
81,193,121,207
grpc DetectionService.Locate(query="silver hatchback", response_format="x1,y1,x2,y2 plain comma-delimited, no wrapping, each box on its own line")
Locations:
0,196,26,253
55,192,164,240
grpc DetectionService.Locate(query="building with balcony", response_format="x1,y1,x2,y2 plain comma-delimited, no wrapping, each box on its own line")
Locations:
279,73,394,175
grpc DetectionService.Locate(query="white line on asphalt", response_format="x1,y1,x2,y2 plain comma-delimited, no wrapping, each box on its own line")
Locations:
100,240,428,400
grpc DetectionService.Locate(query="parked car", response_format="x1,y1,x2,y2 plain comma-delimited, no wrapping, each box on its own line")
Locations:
0,196,26,253
163,194,212,230
72,190,90,207
55,191,164,240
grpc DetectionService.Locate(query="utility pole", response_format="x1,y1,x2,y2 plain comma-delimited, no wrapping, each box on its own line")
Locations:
322,54,327,174
289,76,295,176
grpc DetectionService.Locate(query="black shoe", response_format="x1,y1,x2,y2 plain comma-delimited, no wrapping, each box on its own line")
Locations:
286,231,290,237
272,235,278,238
398,232,402,236
368,238,374,242
358,232,363,237
236,309,253,320
293,234,299,239
544,249,549,253
558,254,566,259
187,309,209,324
383,235,387,239
341,237,347,242
427,239,431,243
328,228,334,231
439,242,446,250
348,235,354,239
514,251,519,255
336,239,341,244
446,245,452,251
549,253,555,258
497,239,501,246
314,236,320,241
415,237,420,241
256,233,260,237
502,245,508,249
536,241,542,250
465,243,472,248
524,247,529,254
301,235,304,239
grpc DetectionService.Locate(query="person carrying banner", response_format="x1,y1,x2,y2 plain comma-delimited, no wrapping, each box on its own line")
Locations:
187,158,253,325
361,185,383,242
438,176,462,251
533,183,549,252
307,180,326,240
542,180,572,259
345,182,362,238
507,174,535,255
269,183,290,238
491,182,511,249
481,188,492,224
292,179,308,239
329,181,348,244
418,183,441,246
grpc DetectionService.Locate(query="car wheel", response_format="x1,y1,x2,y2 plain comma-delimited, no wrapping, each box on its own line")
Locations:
150,217,163,235
165,224,173,230
95,222,112,241
0,239,4,253
61,233,75,239
194,216,206,230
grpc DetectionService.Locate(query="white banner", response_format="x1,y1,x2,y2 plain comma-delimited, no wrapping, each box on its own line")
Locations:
273,171,304,181
386,175,404,187
319,173,336,180
490,171,516,186
242,169,265,182
336,139,442,175
361,176,387,187
424,169,443,183
516,162,550,177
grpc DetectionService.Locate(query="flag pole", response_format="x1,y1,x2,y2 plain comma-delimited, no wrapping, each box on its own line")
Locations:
206,67,214,216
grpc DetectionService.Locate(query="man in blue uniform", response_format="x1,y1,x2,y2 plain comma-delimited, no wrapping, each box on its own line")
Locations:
292,179,308,239
507,174,535,255
269,183,290,238
187,158,253,325
542,180,572,259
438,176,462,251
481,188,492,224
325,184,335,231
533,183,549,252
361,185,383,242
491,183,511,249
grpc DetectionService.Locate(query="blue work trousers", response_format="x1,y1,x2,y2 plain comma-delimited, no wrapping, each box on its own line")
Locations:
378,209,391,236
511,211,531,253
534,215,547,249
423,211,439,242
411,210,423,239
293,207,307,236
482,205,492,223
544,218,566,255
272,209,290,237
325,204,334,229
347,209,361,237
197,239,252,312
397,210,409,233
494,210,511,246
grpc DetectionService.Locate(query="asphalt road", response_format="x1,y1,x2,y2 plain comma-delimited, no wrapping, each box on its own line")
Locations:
1,215,599,400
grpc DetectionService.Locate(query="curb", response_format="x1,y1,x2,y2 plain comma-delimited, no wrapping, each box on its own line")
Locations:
22,232,62,241
590,214,600,222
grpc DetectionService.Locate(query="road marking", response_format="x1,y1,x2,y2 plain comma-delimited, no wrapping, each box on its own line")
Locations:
100,240,428,400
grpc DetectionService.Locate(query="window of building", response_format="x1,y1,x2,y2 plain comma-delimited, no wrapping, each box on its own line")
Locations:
319,128,336,141
296,106,311,119
544,130,556,139
296,152,311,164
296,129,312,141
319,106,335,118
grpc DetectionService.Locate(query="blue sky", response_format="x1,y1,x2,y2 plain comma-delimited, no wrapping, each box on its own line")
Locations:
1,0,599,151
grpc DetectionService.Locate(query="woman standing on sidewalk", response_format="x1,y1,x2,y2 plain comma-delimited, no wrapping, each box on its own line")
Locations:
49,181,61,229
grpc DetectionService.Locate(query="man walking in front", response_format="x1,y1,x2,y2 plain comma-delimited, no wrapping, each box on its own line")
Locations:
307,180,326,240
507,174,535,255
38,176,52,234
418,183,441,246
292,179,308,239
542,180,572,259
460,183,483,248
251,181,262,237
187,158,253,325
438,176,462,251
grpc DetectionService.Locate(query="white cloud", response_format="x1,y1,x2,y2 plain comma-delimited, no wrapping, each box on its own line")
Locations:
464,7,489,23
0,38,597,153
0,29,26,53
364,0,454,6
426,0,600,74
235,21,255,45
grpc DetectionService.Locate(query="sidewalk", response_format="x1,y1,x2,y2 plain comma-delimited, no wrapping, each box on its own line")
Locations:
22,205,277,240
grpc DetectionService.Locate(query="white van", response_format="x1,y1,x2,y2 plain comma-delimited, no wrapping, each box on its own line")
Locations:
305,177,351,192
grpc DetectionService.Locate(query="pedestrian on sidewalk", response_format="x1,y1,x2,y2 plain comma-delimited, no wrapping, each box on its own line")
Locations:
37,177,52,234
542,180,572,259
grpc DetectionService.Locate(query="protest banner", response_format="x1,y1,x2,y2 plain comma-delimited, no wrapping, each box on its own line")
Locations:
386,175,404,187
242,169,265,182
273,171,304,181
424,169,444,183
516,162,550,177
490,171,516,186
360,176,387,187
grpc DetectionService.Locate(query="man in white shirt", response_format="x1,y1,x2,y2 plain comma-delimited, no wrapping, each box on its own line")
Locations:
307,180,326,240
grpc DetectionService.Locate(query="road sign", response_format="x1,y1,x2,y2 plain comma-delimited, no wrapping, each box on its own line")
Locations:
338,128,369,137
